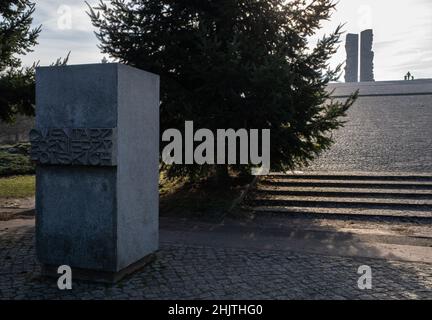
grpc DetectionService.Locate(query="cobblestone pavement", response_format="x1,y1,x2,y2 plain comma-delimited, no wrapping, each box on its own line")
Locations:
308,95,432,172
1,223,431,300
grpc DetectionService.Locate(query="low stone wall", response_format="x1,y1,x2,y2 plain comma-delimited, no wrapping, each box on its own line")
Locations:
328,79,432,97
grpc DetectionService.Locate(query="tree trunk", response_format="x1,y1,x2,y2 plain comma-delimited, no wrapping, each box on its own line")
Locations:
214,164,230,185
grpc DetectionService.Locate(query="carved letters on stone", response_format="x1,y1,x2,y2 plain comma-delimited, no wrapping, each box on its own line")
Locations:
29,128,117,166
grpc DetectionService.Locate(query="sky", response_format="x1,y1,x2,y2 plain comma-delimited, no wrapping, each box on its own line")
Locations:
20,0,432,81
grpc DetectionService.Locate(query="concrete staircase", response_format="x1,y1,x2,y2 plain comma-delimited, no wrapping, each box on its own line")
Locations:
247,172,432,221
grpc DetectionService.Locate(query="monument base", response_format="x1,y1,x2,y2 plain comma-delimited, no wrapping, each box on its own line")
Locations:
41,253,157,284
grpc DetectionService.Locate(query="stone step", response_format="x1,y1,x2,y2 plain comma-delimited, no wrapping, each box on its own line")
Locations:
254,187,432,199
251,206,432,220
249,197,432,210
269,172,432,182
261,179,432,190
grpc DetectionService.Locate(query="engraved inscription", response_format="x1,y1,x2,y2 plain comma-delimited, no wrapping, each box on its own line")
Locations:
29,128,117,166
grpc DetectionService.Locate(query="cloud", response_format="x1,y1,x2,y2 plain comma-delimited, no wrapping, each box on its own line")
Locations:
20,0,104,66
17,0,432,81
317,0,432,80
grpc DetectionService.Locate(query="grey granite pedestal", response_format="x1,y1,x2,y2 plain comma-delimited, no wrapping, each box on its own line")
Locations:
30,63,159,283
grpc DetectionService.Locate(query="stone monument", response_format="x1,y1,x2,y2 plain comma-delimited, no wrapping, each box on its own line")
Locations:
344,33,359,83
30,63,160,282
360,29,375,82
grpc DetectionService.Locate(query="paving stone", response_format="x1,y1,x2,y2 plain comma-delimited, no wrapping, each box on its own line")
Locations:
0,225,431,299
308,94,432,173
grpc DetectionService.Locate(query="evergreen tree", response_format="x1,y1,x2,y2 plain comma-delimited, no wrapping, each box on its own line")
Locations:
0,1,69,123
88,0,357,179
0,0,40,122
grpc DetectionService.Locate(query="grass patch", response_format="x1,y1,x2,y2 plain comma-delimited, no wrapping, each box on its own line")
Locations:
0,175,35,198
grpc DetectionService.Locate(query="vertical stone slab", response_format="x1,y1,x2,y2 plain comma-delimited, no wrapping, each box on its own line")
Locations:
116,65,159,271
344,33,359,83
32,63,159,282
360,29,375,82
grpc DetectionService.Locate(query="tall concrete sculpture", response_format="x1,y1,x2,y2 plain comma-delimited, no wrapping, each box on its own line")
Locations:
30,63,160,282
360,29,375,82
344,33,359,83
